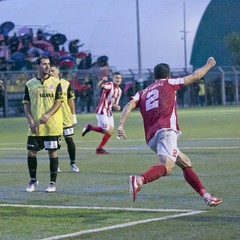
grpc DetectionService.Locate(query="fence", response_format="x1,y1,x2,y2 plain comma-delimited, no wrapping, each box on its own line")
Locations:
0,66,239,117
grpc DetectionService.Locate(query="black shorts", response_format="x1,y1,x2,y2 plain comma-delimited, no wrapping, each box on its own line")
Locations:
27,136,61,151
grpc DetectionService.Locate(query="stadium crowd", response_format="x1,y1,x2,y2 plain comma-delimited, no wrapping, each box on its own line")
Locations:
0,22,231,116
0,22,114,114
0,23,103,72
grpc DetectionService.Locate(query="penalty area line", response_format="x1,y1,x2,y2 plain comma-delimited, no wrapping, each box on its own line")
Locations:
0,204,206,240
39,210,205,240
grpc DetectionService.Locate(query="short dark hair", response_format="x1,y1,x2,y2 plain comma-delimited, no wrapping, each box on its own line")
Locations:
154,63,170,79
112,72,121,76
50,63,59,68
35,55,49,65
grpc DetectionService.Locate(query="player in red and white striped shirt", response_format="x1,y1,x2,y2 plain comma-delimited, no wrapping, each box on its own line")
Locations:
82,72,122,154
117,57,222,207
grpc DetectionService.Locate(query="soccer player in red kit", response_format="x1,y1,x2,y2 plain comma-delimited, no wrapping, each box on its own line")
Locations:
117,57,222,207
82,72,122,154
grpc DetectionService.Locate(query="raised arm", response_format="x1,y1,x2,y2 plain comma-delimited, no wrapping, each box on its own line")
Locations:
184,57,216,85
98,76,108,88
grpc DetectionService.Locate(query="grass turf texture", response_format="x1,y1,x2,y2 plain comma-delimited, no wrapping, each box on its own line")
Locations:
0,105,239,239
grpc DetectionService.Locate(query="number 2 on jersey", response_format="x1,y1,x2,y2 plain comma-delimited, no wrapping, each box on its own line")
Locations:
146,89,159,111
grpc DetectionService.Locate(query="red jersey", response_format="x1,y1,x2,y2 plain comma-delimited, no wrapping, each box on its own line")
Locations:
96,81,122,117
133,78,184,143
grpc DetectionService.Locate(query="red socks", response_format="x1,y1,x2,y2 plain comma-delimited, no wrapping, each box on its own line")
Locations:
89,125,110,150
141,165,167,184
90,125,104,133
139,165,206,197
97,133,111,149
182,166,206,196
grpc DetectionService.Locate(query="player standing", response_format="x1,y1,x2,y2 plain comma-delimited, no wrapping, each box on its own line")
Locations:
23,55,63,192
82,72,122,154
49,65,79,173
117,57,222,207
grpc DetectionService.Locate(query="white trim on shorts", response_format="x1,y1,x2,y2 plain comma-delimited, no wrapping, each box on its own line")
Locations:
44,140,59,150
63,126,74,137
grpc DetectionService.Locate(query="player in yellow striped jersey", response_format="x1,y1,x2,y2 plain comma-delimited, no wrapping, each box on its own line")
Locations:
23,55,63,193
49,65,79,173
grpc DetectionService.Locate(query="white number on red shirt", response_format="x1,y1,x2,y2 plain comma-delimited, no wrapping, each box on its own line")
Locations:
146,89,159,111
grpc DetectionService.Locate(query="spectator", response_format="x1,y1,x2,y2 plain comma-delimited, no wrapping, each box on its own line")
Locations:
58,46,69,57
79,77,93,113
0,40,10,59
177,86,186,108
69,77,82,104
0,57,7,71
69,39,83,56
198,79,205,106
0,80,5,116
36,29,47,41
8,34,20,54
77,52,92,70
190,82,200,106
96,55,110,79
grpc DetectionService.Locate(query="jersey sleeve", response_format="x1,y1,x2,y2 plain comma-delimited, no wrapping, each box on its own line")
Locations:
67,84,75,100
22,85,30,104
168,78,184,90
55,82,63,101
132,91,141,107
103,82,112,90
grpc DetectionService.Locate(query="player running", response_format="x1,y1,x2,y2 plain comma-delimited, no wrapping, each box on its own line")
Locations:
117,57,222,207
82,72,122,154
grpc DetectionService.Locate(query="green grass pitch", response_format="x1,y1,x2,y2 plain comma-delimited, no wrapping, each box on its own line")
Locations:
0,105,239,239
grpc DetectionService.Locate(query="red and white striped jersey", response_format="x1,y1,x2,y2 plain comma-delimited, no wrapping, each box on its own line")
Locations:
96,82,122,116
132,78,184,143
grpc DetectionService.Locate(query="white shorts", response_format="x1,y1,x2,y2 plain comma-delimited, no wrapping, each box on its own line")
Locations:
147,129,179,162
96,114,114,131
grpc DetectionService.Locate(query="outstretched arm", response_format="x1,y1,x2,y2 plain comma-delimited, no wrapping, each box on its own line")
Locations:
184,57,216,85
117,99,136,139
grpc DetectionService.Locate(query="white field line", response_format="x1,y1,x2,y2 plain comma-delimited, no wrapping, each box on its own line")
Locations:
0,204,197,212
0,137,240,146
0,138,240,151
39,211,205,240
0,204,206,240
0,146,240,151
1,137,240,150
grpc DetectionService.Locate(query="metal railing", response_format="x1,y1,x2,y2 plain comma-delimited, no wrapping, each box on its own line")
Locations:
0,66,239,117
